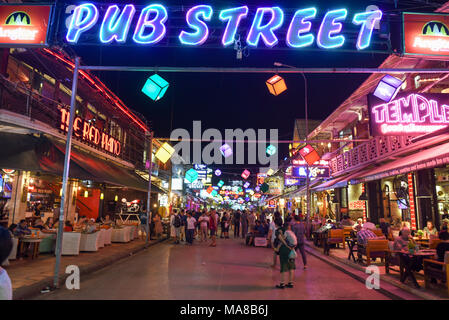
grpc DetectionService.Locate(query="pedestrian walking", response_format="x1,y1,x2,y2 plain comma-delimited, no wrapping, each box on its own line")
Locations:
171,209,182,244
209,209,218,247
291,215,307,269
0,226,13,300
233,210,240,238
186,212,196,245
241,210,248,238
248,211,256,235
274,221,297,289
270,214,282,268
198,211,209,242
222,211,230,239
153,213,163,239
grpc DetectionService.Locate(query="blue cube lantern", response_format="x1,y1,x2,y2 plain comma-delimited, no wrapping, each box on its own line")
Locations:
185,168,199,183
211,190,218,197
142,74,169,101
220,144,233,158
217,180,224,188
266,144,277,156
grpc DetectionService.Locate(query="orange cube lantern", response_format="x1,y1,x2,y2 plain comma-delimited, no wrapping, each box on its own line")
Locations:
266,75,287,96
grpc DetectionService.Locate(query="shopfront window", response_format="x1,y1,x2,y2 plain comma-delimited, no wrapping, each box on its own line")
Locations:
380,175,410,226
434,167,449,220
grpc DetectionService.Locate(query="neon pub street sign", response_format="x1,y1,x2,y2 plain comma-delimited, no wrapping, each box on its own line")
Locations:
368,93,449,136
65,4,382,50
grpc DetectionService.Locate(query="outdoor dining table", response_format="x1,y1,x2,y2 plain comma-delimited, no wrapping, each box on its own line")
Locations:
346,238,358,262
19,237,42,259
394,249,437,288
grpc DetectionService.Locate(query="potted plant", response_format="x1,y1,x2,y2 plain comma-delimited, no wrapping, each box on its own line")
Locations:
416,230,424,239
408,240,416,254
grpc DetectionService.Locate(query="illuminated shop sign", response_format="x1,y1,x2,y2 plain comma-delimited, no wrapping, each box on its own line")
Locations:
368,93,449,136
59,109,121,156
291,166,330,178
62,4,382,50
0,5,52,47
403,12,449,57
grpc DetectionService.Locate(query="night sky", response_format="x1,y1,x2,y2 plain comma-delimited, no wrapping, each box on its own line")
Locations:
65,0,442,176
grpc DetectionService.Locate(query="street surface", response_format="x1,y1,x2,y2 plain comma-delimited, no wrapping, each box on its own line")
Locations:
36,237,390,300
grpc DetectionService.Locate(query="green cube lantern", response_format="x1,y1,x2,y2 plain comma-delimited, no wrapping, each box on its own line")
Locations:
142,74,169,101
217,180,224,188
185,168,198,183
260,183,269,193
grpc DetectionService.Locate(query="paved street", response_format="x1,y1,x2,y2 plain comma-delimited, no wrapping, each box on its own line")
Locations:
35,237,390,300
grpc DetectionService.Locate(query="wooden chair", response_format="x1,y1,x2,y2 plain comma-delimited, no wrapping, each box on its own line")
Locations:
359,239,389,265
343,227,353,240
324,229,345,255
372,229,384,237
429,239,441,249
385,241,401,274
424,252,449,296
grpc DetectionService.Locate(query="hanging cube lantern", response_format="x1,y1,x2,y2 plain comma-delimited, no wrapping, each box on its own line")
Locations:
299,144,320,166
142,74,169,101
373,75,404,102
215,169,222,176
255,185,261,192
244,182,250,189
211,190,218,197
241,169,250,179
266,144,277,156
217,180,224,188
185,168,199,183
206,186,214,194
238,187,243,193
155,142,175,164
267,168,275,176
266,74,287,96
220,144,233,158
260,183,269,193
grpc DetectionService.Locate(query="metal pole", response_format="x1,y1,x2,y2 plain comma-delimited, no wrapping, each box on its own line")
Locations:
300,72,311,223
53,56,80,288
80,66,449,74
145,131,153,247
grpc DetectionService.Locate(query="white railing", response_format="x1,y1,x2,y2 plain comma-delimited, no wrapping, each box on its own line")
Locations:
329,135,414,175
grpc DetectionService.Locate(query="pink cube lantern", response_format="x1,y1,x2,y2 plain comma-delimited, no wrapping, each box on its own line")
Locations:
241,169,250,179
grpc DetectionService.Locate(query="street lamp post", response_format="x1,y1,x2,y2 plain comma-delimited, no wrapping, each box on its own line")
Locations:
145,131,154,247
274,62,310,221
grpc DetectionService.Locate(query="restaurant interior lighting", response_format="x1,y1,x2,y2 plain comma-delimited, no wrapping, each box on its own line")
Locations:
114,195,118,201
84,190,89,198
155,142,175,164
100,193,104,200
266,74,287,96
142,74,169,101
373,74,404,102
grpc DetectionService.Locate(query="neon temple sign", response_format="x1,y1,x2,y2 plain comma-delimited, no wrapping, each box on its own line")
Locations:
368,93,449,136
65,4,382,50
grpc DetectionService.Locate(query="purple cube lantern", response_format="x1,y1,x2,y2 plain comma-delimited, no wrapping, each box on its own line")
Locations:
220,144,233,158
244,182,250,189
373,75,404,102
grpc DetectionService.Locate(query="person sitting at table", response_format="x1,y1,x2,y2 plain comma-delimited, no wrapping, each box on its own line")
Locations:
255,220,267,237
83,219,97,234
64,221,74,232
356,225,377,246
32,219,50,233
14,220,31,237
7,224,17,238
362,218,376,231
340,215,353,227
352,218,363,233
74,216,87,230
393,228,414,251
379,218,392,239
43,217,55,230
436,231,449,262
101,214,114,226
423,221,438,238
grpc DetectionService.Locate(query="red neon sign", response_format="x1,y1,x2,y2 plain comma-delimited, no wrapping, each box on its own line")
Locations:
408,173,417,230
368,93,449,136
60,109,121,156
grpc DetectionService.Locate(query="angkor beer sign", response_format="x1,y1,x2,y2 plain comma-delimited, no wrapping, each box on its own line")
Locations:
403,12,449,57
59,109,121,156
62,3,383,50
368,93,449,136
0,4,52,47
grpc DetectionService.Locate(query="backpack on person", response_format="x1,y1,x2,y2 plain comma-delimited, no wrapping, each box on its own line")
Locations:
284,230,298,247
174,215,181,228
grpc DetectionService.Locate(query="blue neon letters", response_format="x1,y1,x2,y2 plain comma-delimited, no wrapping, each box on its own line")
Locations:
65,3,383,51
100,5,135,43
179,5,213,45
286,8,316,48
246,7,284,47
133,4,168,44
317,9,348,49
219,6,248,46
353,10,383,50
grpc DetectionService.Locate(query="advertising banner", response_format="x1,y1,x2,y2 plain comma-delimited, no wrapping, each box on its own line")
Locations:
368,92,449,136
0,5,52,47
403,12,449,57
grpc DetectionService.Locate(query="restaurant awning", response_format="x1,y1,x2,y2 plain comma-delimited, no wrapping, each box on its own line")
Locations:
350,141,449,184
312,168,373,192
0,132,93,179
51,139,153,192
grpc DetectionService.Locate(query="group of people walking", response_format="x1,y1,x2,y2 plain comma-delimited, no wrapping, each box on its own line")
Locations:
168,208,308,289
